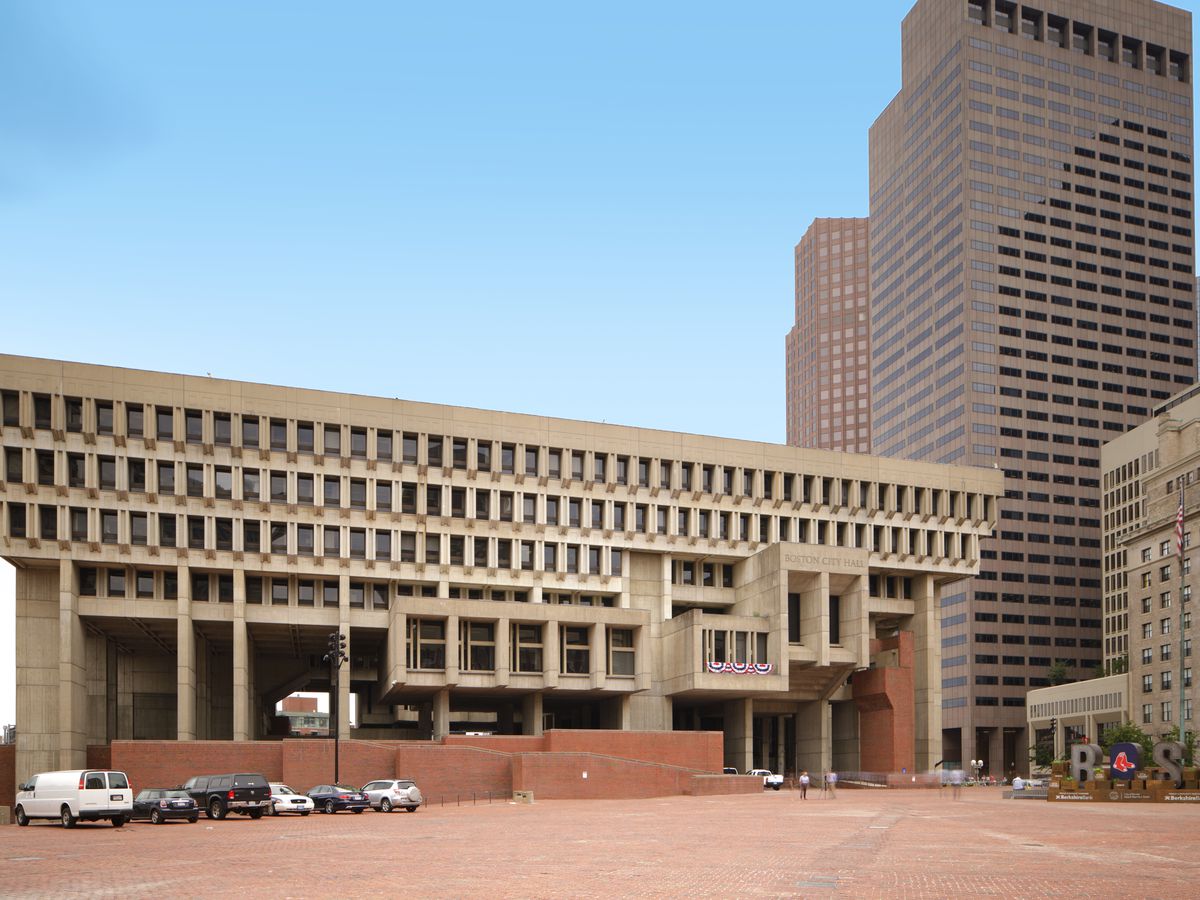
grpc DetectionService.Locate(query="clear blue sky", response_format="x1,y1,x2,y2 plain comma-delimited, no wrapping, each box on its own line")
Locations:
0,0,920,444
2,0,1200,722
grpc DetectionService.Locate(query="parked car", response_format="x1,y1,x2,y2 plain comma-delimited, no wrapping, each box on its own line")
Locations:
130,789,199,824
361,779,423,813
181,773,271,820
723,767,739,775
748,769,784,790
308,784,370,814
268,783,314,816
14,769,133,828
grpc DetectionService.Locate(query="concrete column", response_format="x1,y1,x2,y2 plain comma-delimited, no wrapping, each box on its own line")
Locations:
176,564,196,740
522,691,544,736
232,569,251,741
799,572,830,666
445,614,460,685
841,574,870,663
338,574,351,739
58,559,87,769
775,715,786,775
797,699,831,776
910,574,941,772
496,617,511,685
432,687,451,740
589,623,605,688
723,698,753,774
544,620,559,688
987,728,1004,780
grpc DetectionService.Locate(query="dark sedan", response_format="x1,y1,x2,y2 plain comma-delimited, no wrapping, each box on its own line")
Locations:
307,784,370,814
130,789,199,824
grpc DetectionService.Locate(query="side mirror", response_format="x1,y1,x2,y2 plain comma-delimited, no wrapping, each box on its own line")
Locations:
17,782,30,792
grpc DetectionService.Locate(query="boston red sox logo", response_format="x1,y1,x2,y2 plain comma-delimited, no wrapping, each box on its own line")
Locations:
1109,742,1141,781
1112,751,1136,774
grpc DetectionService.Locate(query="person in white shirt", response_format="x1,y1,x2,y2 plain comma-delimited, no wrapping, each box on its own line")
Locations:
1012,776,1025,791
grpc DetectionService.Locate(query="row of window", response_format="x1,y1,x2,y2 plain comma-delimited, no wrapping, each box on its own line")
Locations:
0,389,982,514
967,1,1191,85
2,500,980,563
78,566,618,609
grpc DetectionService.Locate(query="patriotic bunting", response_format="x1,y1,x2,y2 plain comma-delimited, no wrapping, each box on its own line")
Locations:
705,661,774,675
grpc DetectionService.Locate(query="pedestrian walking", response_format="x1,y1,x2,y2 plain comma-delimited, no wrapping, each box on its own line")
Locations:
826,770,838,799
799,771,809,799
950,767,963,800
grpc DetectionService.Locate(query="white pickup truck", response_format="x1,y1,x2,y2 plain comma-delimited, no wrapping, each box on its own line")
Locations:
748,769,784,791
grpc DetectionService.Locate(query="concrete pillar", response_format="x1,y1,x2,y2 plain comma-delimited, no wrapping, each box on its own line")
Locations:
522,691,544,736
775,715,786,775
58,559,87,769
987,728,1004,780
445,614,460,685
797,699,831,776
589,623,605,688
338,574,351,739
723,698,753,773
432,687,451,739
544,620,560,688
799,572,830,666
176,564,196,740
232,569,251,741
841,574,870,662
496,617,511,686
910,574,941,772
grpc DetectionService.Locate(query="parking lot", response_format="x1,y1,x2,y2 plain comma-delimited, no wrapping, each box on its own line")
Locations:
2,787,1199,898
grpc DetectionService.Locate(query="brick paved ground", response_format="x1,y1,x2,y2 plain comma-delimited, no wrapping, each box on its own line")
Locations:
2,787,1199,898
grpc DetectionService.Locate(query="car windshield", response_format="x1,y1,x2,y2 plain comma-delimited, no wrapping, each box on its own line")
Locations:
107,772,129,789
164,790,190,798
335,785,358,791
234,775,267,787
397,782,414,789
273,785,294,794
136,790,157,800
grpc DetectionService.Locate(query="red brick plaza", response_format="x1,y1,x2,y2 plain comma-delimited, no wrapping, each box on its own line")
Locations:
3,787,1198,898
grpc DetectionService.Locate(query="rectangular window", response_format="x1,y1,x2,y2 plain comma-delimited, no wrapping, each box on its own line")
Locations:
561,626,590,674
241,415,260,448
513,623,543,673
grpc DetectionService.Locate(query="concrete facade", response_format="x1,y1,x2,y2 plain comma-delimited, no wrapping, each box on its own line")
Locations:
866,0,1195,776
786,217,872,452
1,354,1000,784
1026,672,1128,757
1102,383,1200,740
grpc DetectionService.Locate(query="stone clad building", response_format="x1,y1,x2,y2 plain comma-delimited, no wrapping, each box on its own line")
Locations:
0,355,1001,783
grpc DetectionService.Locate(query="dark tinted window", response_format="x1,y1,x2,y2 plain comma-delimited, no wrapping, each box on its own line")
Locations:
107,772,129,789
234,774,268,787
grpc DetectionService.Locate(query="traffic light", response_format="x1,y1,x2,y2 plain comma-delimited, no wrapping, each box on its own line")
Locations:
325,631,348,664
1050,717,1058,731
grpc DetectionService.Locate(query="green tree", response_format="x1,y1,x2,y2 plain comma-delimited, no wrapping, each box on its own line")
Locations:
1099,721,1154,764
1048,659,1070,686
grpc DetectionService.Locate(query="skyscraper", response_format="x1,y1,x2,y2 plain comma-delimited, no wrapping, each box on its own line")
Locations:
786,217,872,452
868,0,1195,774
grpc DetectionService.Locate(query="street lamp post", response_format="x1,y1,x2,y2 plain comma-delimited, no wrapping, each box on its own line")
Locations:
970,758,984,784
325,631,348,784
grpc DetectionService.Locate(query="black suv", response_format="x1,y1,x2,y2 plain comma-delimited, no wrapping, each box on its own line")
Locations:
181,773,271,820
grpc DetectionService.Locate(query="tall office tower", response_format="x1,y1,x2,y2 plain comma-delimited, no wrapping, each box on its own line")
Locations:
785,218,873,451
868,0,1196,774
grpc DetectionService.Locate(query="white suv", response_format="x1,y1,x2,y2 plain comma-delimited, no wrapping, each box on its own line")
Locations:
361,779,423,813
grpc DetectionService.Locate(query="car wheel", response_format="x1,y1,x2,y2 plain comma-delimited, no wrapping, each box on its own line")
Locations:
188,816,198,824
111,816,125,828
209,798,226,820
380,798,392,813
151,809,163,825
61,806,76,828
248,809,264,820
300,810,310,817
325,800,336,815
15,806,29,827
405,806,417,813
773,785,781,791
352,807,363,814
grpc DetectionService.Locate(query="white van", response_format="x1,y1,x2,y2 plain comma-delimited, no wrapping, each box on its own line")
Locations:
14,770,134,828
